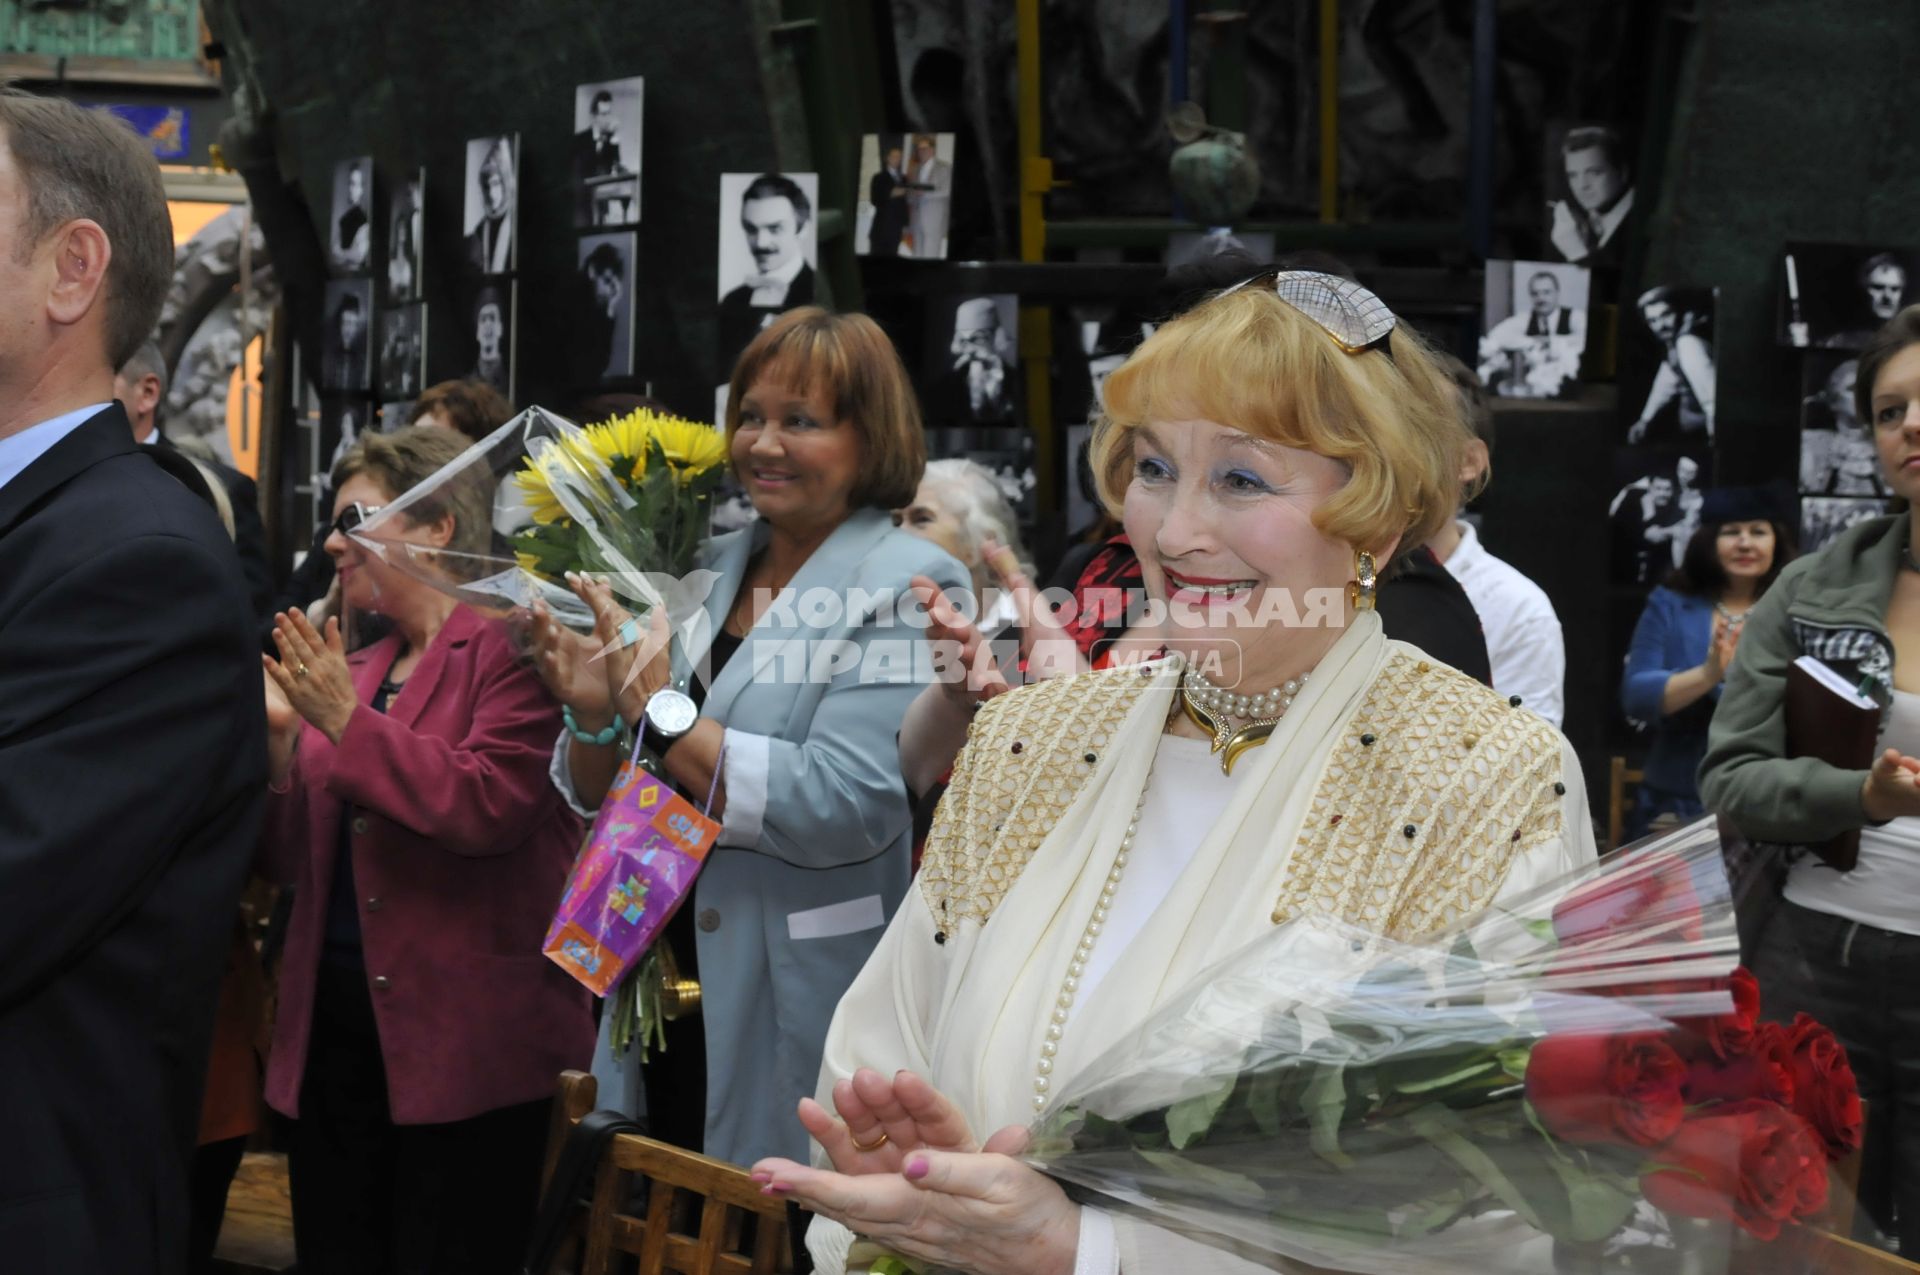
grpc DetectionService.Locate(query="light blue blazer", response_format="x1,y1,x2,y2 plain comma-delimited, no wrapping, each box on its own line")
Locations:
589,507,967,1166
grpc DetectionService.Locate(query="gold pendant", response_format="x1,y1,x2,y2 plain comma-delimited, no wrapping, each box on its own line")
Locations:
1178,691,1278,776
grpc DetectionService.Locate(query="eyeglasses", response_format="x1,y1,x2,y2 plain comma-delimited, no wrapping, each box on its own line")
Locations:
1226,269,1398,358
330,501,383,537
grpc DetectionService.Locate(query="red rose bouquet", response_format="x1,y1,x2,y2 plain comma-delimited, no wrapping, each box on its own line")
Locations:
1022,818,1863,1273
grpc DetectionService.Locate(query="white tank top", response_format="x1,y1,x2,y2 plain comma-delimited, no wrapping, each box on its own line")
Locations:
1784,687,1920,935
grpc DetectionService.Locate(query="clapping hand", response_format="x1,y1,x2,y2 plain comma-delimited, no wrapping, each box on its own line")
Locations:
569,572,672,726
800,1068,983,1176
1703,616,1742,683
528,594,615,727
265,608,357,744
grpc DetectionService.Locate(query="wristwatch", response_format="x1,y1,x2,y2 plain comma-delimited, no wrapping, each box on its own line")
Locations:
640,687,698,756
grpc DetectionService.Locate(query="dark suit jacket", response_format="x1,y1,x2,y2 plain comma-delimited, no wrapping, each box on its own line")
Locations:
867,170,906,255
717,262,815,364
0,403,265,1275
1377,545,1493,686
152,433,275,624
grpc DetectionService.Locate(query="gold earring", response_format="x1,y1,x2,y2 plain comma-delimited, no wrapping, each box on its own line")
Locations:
1347,550,1378,611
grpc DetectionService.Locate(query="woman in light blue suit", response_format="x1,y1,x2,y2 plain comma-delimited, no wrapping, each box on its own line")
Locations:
540,308,968,1167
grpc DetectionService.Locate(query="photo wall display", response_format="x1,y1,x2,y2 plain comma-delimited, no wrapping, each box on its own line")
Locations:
1778,242,1918,350
716,171,819,367
573,77,643,229
1543,122,1634,269
923,293,1020,427
1798,352,1886,498
1801,496,1891,554
1617,285,1717,449
855,133,954,259
1607,449,1711,588
1477,259,1590,401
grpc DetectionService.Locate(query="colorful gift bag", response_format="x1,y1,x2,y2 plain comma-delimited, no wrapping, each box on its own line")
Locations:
543,759,719,996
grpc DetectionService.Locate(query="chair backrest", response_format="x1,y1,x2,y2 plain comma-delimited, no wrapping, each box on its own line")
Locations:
1606,755,1645,851
582,1133,795,1275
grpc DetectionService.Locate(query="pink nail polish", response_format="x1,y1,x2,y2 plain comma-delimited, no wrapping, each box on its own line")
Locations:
904,1157,930,1181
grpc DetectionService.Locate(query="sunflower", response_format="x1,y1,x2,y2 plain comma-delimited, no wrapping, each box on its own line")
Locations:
582,411,653,478
512,453,573,526
647,411,730,477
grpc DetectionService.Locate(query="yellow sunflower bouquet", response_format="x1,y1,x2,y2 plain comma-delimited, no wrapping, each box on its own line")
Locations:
348,405,728,632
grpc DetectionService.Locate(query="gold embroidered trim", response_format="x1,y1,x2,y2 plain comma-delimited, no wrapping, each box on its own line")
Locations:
917,664,1154,931
1275,652,1567,940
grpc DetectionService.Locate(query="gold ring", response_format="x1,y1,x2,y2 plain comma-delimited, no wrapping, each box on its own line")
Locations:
294,663,311,678
849,1129,889,1153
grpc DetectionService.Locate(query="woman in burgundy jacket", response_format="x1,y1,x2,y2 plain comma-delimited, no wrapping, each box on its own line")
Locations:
260,425,591,1275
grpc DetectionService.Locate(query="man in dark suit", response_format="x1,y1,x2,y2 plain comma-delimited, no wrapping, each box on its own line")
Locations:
115,340,275,623
866,140,908,257
0,86,265,1275
572,89,624,182
717,173,815,362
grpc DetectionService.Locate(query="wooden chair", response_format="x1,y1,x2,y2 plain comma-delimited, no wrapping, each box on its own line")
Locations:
1606,755,1645,851
537,1070,796,1275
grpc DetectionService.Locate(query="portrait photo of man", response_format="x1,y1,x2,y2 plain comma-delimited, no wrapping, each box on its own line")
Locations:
1623,285,1717,445
715,171,818,363
463,134,518,275
329,157,373,276
1546,124,1633,268
1477,261,1589,400
902,132,954,260
469,281,513,397
928,294,1018,426
573,76,643,228
320,279,373,392
378,304,426,402
1781,242,1918,349
577,232,636,380
1609,454,1706,586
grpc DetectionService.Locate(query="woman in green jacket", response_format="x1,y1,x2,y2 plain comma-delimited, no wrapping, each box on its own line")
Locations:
1700,305,1920,1252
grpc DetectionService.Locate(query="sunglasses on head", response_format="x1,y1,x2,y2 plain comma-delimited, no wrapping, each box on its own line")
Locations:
330,501,383,537
1225,269,1398,359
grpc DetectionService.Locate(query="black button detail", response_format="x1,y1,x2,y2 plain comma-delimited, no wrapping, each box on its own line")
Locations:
1083,752,1098,764
1011,742,1024,755
1553,781,1567,796
1360,733,1375,746
697,909,721,933
1403,824,1417,839
1508,695,1523,707
934,931,947,945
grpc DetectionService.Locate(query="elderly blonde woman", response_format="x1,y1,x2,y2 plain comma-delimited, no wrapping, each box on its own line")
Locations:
752,273,1599,1275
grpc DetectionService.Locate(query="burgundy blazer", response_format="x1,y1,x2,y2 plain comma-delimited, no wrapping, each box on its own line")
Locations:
260,606,593,1125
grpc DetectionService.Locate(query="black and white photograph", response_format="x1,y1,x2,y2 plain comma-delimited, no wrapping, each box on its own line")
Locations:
926,427,1038,530
1801,496,1891,553
1778,241,1918,349
1607,450,1710,587
573,76,642,229
924,294,1019,427
576,231,637,380
1070,304,1156,418
463,134,519,275
1543,123,1634,268
378,304,426,402
1166,229,1274,269
377,401,416,432
467,279,515,399
1477,259,1590,400
854,132,953,258
1619,285,1716,446
1799,353,1886,496
319,396,369,487
716,171,818,362
328,156,374,276
319,278,373,393
386,168,423,303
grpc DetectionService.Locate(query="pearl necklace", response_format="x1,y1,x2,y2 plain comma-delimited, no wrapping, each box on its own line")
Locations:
1178,665,1310,775
1031,723,1161,1111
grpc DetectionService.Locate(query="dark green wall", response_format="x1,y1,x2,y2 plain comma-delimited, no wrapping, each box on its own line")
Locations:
1643,0,1920,486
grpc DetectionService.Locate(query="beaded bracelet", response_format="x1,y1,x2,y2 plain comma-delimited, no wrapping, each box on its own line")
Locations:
562,704,626,747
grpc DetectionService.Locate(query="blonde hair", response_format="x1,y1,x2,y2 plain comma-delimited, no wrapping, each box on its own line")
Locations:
1089,285,1468,557
725,306,926,509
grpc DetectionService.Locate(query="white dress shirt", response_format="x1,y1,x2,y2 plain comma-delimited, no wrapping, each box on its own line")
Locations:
745,251,806,306
1441,520,1566,725
0,402,113,494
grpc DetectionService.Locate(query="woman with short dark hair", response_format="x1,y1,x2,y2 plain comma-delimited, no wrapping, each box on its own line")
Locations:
1619,488,1796,840
535,308,968,1167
